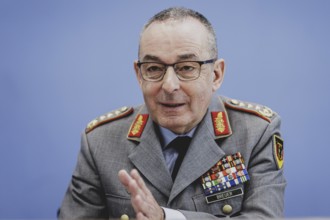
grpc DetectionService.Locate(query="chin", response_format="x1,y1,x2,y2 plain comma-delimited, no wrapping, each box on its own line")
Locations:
159,118,191,133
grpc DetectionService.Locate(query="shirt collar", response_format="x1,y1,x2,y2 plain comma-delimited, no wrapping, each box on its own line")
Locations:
158,126,196,149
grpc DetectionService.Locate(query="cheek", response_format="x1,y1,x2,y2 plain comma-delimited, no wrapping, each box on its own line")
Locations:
142,82,156,95
141,83,160,105
188,82,213,110
193,92,211,109
190,79,213,97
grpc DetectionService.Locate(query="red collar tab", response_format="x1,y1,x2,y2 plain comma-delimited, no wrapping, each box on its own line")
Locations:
127,114,149,140
211,111,232,137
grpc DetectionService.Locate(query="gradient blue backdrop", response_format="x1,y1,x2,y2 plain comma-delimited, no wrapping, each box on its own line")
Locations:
1,0,330,218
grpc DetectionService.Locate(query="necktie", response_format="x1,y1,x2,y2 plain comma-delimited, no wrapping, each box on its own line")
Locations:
167,136,192,180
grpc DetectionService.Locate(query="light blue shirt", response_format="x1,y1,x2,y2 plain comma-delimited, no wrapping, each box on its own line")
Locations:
158,126,196,174
158,126,196,220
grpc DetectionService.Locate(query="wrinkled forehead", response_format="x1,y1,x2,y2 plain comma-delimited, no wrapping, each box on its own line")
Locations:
138,18,212,60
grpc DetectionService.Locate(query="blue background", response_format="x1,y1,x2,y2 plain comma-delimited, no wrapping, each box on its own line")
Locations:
1,0,329,218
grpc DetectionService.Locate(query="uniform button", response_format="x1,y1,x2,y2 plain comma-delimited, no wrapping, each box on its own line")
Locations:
222,204,233,215
120,214,129,220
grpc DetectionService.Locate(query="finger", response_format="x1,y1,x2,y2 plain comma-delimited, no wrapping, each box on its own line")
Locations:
130,190,143,214
118,169,157,218
118,169,142,196
130,169,151,196
132,193,153,218
118,169,132,188
119,170,144,214
133,195,164,220
119,169,163,219
124,176,143,201
136,212,147,220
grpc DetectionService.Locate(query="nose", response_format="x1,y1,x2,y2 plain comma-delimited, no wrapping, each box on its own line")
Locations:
161,67,180,93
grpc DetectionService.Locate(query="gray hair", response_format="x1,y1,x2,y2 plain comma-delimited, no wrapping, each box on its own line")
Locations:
139,7,218,59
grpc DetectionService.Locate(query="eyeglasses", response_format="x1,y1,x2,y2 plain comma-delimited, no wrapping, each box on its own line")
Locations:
137,58,216,82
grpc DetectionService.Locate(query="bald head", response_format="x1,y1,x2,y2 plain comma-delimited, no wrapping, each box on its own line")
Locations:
138,7,218,59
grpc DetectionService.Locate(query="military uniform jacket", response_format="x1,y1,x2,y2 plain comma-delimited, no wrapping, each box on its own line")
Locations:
59,95,286,219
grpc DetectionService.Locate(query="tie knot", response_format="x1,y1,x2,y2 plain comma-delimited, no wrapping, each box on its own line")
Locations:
167,136,191,153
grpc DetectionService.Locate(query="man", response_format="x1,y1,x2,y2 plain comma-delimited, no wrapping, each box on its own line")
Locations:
59,7,286,219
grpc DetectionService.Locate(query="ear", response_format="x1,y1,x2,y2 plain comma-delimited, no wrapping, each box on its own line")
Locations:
134,60,143,88
212,58,225,92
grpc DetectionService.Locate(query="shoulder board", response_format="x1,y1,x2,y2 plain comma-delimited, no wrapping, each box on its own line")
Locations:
224,99,274,122
85,106,133,133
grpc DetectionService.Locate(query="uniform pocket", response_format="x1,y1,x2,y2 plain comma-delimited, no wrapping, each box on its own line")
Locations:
192,186,243,217
105,193,135,218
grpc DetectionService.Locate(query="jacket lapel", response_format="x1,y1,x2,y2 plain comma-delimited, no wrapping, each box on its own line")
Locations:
127,96,233,202
168,96,232,203
128,106,173,198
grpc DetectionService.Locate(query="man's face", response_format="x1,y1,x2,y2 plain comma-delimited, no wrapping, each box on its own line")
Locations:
134,18,225,134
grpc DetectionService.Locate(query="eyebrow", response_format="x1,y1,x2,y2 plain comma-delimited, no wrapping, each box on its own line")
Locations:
177,54,198,60
141,55,162,62
140,53,199,63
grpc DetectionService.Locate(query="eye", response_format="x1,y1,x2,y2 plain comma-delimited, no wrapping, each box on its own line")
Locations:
141,63,165,80
146,65,164,72
176,62,198,73
179,65,195,72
